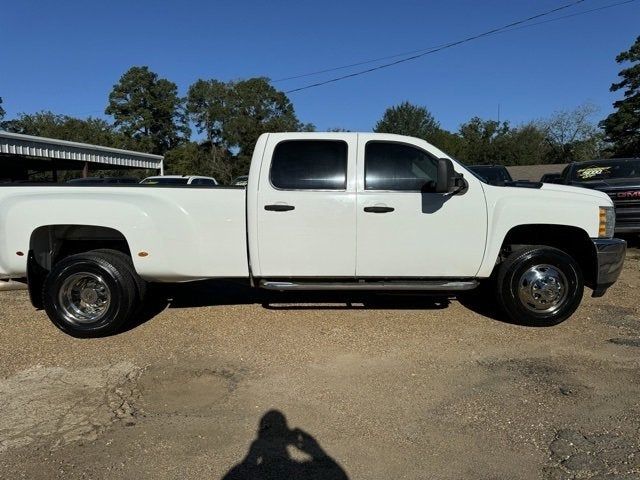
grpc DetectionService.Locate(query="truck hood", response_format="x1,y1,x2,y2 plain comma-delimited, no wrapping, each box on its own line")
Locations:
539,183,612,203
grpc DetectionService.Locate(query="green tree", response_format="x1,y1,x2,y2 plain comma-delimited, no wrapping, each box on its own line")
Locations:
165,142,214,176
186,79,232,180
186,79,228,146
539,104,604,162
106,66,190,154
3,111,141,149
507,123,551,166
183,77,310,181
224,77,311,156
457,117,512,165
601,36,640,157
374,101,441,143
456,118,562,166
164,142,248,183
0,97,5,122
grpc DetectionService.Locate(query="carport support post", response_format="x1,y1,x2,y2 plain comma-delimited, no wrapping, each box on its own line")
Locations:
52,160,58,183
82,162,89,178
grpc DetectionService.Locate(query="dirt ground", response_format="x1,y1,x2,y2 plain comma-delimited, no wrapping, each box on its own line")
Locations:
1,250,639,480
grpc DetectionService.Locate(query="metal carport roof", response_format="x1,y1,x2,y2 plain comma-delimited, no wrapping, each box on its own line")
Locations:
0,131,163,173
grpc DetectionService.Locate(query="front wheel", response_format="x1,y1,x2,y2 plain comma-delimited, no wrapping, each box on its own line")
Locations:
496,246,584,326
42,251,137,337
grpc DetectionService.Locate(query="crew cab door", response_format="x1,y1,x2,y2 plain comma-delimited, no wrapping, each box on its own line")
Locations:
355,134,487,277
254,133,357,277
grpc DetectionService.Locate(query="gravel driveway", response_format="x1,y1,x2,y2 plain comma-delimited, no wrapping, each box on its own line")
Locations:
1,249,639,479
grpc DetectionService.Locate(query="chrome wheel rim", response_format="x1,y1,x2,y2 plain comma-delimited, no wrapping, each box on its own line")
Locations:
58,273,111,325
517,264,568,313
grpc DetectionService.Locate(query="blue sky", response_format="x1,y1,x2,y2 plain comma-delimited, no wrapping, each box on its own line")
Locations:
1,0,638,134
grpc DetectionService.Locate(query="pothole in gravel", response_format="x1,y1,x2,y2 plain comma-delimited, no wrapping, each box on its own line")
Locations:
429,357,592,448
0,363,141,453
138,362,244,416
477,358,589,399
544,428,640,479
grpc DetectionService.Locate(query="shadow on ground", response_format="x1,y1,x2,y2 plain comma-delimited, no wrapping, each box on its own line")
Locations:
160,280,455,311
222,410,349,480
123,279,508,334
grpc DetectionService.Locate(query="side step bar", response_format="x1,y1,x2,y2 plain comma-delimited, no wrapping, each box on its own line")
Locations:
259,280,479,292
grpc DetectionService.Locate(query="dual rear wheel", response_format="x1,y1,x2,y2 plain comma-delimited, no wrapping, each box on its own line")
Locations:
42,249,147,337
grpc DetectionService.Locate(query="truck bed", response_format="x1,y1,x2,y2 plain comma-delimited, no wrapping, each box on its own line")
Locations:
0,185,249,281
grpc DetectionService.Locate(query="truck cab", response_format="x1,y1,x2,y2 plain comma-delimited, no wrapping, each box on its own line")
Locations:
247,133,487,279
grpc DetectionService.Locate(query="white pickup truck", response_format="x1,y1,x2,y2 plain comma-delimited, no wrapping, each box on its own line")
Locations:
0,132,626,337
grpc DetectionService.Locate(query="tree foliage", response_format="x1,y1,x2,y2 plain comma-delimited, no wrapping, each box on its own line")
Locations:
2,111,141,150
182,77,312,182
539,104,604,163
186,79,228,146
106,66,190,154
224,78,312,157
0,97,5,122
370,101,603,166
164,142,249,182
450,118,546,166
374,101,441,143
601,36,640,157
457,117,511,164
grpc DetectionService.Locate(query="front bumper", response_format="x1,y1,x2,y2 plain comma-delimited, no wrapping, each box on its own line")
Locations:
591,238,626,297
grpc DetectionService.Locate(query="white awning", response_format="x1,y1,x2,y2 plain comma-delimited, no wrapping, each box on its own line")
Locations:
0,131,163,172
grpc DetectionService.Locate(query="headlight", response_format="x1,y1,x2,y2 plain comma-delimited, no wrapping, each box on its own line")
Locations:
599,206,615,238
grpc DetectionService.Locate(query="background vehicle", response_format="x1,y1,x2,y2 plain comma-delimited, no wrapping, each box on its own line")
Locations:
232,175,249,186
66,177,140,185
141,175,218,186
540,173,563,183
467,165,513,186
0,133,625,337
554,158,640,234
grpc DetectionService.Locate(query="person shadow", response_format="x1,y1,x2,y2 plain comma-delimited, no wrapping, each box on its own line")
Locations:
222,410,349,480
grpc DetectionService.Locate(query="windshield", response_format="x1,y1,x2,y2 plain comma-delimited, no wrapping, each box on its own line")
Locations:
141,178,189,185
572,159,640,182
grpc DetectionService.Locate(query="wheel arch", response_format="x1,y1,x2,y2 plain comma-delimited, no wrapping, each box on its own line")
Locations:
29,224,132,270
491,224,597,289
27,225,133,309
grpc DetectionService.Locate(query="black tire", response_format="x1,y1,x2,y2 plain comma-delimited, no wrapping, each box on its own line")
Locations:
92,249,148,304
42,251,137,337
92,249,150,324
496,246,584,326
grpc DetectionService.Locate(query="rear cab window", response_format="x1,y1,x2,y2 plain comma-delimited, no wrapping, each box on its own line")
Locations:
270,140,348,190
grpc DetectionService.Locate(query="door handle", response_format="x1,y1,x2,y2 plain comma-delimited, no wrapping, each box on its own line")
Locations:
364,206,395,213
265,204,295,212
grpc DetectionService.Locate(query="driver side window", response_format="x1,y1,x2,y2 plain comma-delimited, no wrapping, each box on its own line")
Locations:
364,141,438,191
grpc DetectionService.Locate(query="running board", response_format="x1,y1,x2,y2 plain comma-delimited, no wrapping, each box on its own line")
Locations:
259,280,479,292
